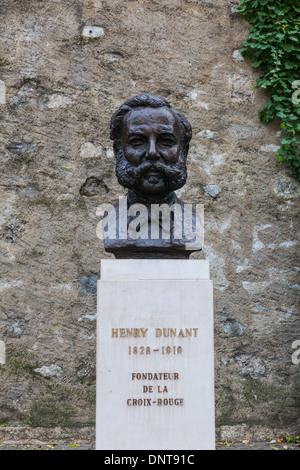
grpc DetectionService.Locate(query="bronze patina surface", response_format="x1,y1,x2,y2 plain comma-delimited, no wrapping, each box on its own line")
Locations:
104,94,202,258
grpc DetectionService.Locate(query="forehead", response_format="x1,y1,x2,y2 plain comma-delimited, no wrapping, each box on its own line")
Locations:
123,106,180,135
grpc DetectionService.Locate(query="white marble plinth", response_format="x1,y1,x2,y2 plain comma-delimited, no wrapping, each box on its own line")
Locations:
96,260,215,450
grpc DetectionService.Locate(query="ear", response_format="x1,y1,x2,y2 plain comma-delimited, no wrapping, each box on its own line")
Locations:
113,141,120,159
180,144,189,163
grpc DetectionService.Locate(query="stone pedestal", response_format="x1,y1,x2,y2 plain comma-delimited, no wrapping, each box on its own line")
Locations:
96,259,215,450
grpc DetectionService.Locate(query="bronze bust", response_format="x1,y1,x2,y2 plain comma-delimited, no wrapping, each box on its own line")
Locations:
103,94,202,259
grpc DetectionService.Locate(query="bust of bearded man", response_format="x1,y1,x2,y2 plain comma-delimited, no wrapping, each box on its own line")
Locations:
103,94,203,259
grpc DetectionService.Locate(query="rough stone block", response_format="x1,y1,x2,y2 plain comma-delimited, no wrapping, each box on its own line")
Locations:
81,26,104,39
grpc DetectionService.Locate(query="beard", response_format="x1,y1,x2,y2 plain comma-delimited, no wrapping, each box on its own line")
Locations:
115,148,187,192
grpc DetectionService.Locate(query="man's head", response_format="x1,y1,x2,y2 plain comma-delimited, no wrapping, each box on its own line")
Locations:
110,94,192,195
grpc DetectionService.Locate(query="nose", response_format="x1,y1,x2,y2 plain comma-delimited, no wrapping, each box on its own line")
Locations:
146,138,159,160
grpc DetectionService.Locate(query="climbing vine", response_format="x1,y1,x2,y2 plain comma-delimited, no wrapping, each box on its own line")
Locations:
236,0,300,181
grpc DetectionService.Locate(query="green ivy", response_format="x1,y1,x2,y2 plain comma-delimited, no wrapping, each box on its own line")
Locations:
236,0,300,181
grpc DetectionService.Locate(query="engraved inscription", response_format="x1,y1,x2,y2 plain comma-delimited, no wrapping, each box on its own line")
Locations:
111,327,198,338
109,326,200,408
112,328,148,337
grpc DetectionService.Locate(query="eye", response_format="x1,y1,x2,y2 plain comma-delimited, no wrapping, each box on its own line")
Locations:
160,139,176,147
158,134,177,147
128,138,144,148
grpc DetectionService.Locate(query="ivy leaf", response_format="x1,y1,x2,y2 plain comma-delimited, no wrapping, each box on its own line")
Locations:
252,60,263,67
272,95,286,102
282,44,296,52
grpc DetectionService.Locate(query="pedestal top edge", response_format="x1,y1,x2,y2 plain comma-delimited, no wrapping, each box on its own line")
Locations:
100,259,210,280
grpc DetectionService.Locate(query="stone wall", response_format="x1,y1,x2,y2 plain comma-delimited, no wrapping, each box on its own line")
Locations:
0,0,299,443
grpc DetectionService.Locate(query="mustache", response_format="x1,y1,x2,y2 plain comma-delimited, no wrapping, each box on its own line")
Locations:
115,154,187,191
